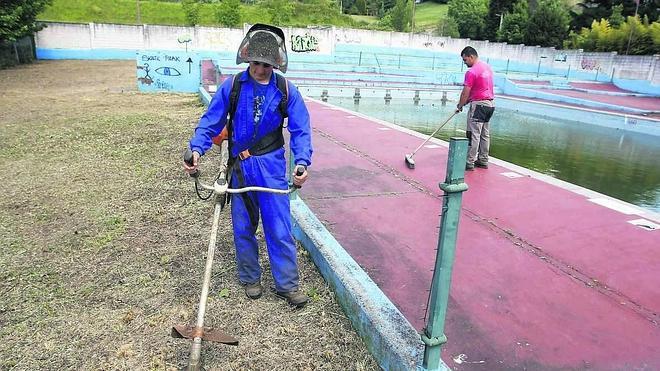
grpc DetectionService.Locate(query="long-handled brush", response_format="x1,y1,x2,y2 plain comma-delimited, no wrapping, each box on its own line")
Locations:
404,111,458,169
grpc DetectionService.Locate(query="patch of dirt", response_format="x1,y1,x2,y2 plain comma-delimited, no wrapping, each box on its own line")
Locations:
0,60,379,370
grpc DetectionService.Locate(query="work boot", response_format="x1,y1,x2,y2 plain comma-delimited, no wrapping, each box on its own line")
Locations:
474,160,488,169
465,163,475,171
244,282,263,299
274,289,309,308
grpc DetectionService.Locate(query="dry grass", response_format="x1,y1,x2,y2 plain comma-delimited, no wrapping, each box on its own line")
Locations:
0,60,378,370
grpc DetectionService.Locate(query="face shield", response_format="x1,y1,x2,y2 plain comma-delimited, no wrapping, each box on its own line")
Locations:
236,24,288,73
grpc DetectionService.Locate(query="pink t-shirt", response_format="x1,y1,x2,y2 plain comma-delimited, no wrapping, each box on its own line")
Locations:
464,60,494,101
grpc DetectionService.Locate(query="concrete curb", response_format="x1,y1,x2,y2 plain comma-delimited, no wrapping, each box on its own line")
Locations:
291,198,450,371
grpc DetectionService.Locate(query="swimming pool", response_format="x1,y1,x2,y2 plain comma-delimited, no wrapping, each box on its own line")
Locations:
316,96,660,213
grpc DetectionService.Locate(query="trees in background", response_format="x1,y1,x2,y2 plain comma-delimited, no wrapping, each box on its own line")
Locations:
1,0,53,42
497,0,529,44
566,14,660,55
434,16,460,37
216,0,241,27
524,0,571,48
181,0,200,26
447,0,489,39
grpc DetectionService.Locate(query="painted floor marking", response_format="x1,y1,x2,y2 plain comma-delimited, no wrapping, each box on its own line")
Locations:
627,219,659,231
424,144,441,149
377,127,391,130
588,197,639,215
501,172,523,178
346,115,356,118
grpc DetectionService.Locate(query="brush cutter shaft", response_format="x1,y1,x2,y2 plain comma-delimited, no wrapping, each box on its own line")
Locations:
188,199,224,369
410,112,457,156
196,181,294,194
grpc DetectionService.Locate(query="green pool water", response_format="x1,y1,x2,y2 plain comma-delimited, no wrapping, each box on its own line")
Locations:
324,97,660,213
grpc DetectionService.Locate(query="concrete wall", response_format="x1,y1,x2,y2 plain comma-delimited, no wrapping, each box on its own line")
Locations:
35,21,660,87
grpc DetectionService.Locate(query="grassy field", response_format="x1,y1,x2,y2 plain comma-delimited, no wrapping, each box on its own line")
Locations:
39,0,447,33
0,60,378,370
39,0,355,27
413,2,448,33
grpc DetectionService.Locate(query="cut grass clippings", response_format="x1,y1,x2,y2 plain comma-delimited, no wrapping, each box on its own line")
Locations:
0,60,378,370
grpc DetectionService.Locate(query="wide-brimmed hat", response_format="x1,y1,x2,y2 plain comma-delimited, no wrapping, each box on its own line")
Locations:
236,24,288,73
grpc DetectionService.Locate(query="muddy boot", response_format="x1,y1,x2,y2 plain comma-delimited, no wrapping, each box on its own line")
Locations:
244,282,263,299
275,289,309,308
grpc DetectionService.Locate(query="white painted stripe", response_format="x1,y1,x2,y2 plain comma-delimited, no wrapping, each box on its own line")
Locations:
501,172,523,178
346,115,356,118
377,127,391,130
627,219,659,231
424,144,441,148
588,198,639,215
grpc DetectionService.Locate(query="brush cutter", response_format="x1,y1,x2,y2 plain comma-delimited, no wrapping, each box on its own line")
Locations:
404,111,458,169
175,146,304,371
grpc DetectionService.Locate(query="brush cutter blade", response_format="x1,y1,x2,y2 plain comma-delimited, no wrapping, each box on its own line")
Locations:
404,154,415,169
172,324,239,345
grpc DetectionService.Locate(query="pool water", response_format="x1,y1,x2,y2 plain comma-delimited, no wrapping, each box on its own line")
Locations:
323,97,660,213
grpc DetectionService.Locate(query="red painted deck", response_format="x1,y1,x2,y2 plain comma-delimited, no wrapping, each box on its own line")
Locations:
536,88,660,111
569,82,632,93
300,100,660,370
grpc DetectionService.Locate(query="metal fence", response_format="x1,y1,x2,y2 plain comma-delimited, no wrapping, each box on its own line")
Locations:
0,36,36,69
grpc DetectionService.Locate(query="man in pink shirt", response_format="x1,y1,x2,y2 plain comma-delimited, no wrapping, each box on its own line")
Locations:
456,46,495,171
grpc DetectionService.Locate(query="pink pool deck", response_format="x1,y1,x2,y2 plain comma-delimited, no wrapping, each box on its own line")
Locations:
300,99,660,370
569,81,633,93
536,88,660,111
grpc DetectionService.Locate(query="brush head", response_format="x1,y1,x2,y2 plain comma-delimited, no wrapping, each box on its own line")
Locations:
404,154,415,169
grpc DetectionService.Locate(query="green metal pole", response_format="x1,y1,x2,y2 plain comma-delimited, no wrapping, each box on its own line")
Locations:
422,137,469,370
288,145,297,201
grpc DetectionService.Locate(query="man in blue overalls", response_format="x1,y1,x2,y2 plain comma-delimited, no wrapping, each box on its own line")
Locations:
184,24,313,308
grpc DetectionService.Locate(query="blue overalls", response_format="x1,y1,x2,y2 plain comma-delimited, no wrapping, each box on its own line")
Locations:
189,68,313,292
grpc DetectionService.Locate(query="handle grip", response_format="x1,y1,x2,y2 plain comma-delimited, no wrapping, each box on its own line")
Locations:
293,165,305,189
183,148,199,178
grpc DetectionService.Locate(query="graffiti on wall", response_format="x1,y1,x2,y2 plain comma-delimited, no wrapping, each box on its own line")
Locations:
177,35,192,52
554,53,567,62
136,51,199,93
423,41,445,48
581,58,600,70
291,33,319,52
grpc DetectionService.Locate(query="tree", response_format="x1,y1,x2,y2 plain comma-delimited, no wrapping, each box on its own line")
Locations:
0,0,53,42
434,16,460,37
497,0,529,44
216,0,241,27
263,0,294,25
609,4,624,27
355,0,368,14
181,0,200,26
565,15,659,55
389,0,411,32
485,0,516,41
570,0,659,32
447,0,489,39
524,0,570,48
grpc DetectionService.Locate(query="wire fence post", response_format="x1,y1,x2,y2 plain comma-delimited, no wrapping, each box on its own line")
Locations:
505,59,509,75
358,51,362,66
422,137,468,371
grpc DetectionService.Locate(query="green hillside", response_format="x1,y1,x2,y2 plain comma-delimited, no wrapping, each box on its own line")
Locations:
413,2,448,32
39,0,447,34
39,0,356,28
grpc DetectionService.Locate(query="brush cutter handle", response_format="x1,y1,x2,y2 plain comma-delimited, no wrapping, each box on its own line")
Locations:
292,165,306,189
410,111,458,156
183,148,199,178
